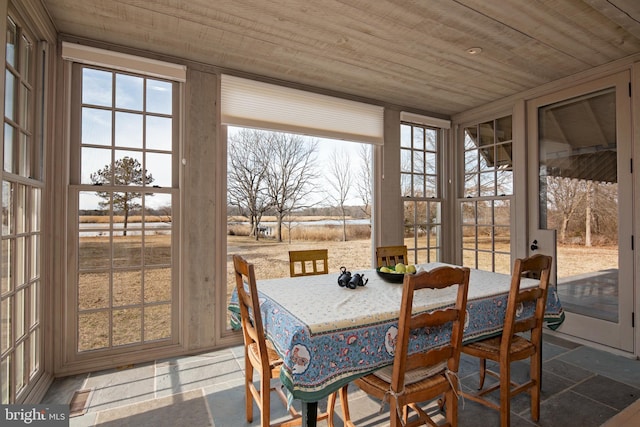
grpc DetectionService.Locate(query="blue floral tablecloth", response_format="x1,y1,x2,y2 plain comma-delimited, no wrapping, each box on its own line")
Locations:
228,263,564,402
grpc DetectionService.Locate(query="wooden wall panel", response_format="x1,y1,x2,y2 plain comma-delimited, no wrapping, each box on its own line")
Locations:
183,69,218,350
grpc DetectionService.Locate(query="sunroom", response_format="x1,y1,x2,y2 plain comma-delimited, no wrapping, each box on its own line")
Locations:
2,1,640,424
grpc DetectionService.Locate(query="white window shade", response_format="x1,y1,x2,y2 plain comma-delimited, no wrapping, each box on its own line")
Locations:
62,42,186,82
221,74,384,144
401,111,451,129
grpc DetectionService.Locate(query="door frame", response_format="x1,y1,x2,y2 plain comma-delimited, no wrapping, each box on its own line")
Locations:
526,71,634,353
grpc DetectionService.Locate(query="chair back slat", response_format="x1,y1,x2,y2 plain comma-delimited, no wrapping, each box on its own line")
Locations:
514,318,538,334
516,287,544,304
406,346,454,372
289,249,329,277
415,307,459,327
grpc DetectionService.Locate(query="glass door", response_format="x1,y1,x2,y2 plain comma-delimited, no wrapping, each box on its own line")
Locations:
527,72,633,352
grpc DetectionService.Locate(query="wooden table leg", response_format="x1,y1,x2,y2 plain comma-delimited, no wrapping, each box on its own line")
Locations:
301,401,318,427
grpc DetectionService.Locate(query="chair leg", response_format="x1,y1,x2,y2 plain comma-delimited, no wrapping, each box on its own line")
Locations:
499,362,511,427
530,353,541,421
336,385,356,427
389,398,403,427
326,391,337,427
478,358,487,389
245,358,254,422
261,373,271,427
445,389,457,426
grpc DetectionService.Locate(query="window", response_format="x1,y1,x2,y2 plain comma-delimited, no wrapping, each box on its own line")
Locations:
461,116,513,273
225,127,373,330
71,65,179,354
1,15,42,404
401,123,442,264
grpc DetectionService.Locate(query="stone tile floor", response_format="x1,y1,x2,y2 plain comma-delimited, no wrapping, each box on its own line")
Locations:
42,333,639,427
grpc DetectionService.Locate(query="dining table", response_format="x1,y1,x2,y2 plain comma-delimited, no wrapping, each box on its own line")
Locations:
228,262,564,427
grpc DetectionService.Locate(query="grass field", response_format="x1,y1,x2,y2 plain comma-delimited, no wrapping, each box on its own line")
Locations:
75,219,619,345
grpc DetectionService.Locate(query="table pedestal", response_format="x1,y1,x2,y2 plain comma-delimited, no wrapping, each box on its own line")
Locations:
301,401,318,427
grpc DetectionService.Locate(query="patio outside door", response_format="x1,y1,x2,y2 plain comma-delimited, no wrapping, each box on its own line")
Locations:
527,71,634,352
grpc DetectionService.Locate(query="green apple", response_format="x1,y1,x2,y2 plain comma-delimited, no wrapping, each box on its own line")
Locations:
406,264,416,274
395,263,406,273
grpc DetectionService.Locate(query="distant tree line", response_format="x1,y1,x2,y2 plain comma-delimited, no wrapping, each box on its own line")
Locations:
226,204,370,220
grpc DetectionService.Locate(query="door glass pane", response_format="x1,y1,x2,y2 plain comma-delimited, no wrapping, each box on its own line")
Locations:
539,88,618,322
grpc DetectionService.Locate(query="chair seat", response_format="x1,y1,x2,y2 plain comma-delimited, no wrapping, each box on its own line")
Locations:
248,342,283,373
357,368,452,403
463,334,536,362
373,361,447,385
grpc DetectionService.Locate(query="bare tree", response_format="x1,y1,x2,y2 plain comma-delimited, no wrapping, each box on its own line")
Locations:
545,176,586,244
326,149,352,241
355,144,372,219
227,129,274,240
264,132,319,242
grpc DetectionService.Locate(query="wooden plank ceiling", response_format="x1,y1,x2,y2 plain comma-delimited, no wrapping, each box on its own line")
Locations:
41,0,640,117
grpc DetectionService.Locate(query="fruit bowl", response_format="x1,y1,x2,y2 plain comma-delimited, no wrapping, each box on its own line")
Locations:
376,267,411,283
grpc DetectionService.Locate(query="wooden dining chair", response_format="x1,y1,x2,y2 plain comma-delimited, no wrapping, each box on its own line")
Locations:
287,249,347,425
288,249,329,277
460,254,552,427
342,265,470,427
234,254,336,427
375,245,408,268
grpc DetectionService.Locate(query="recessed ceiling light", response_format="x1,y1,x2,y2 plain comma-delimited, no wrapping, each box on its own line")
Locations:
466,47,483,55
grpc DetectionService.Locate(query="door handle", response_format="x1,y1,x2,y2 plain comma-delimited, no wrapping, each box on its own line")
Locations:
530,240,538,251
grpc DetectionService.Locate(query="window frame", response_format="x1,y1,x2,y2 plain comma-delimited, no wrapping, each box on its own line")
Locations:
65,61,182,364
458,115,514,274
400,121,444,265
